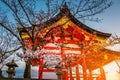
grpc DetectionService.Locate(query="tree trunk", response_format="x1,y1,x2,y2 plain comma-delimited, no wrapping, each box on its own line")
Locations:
24,59,31,78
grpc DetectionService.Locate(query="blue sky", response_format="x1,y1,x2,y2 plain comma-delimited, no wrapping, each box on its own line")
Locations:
0,0,120,36
85,0,120,36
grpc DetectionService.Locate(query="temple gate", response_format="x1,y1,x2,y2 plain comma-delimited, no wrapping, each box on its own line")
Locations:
18,4,119,80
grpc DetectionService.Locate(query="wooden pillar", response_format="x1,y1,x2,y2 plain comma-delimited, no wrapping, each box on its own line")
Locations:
39,60,43,79
100,67,106,80
69,67,73,80
62,71,68,80
76,65,80,80
66,68,68,80
82,58,87,80
60,44,64,80
89,69,93,80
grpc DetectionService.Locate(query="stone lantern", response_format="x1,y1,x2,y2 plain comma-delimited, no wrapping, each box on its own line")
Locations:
6,60,18,78
55,64,62,80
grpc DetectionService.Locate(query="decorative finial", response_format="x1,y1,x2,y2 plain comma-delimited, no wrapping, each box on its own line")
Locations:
60,2,70,14
62,2,67,8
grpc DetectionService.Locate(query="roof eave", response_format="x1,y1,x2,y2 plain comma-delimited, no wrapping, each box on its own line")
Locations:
42,4,111,38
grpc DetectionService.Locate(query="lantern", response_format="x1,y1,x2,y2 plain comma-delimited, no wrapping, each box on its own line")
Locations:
6,60,18,78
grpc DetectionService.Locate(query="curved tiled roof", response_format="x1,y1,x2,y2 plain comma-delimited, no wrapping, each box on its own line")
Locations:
39,3,111,38
19,4,111,39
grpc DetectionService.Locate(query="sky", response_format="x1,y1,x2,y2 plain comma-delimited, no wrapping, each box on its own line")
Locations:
86,0,120,52
0,0,120,35
85,0,120,36
1,0,120,79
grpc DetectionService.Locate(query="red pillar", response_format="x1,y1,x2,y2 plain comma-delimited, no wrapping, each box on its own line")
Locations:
82,57,87,80
76,65,80,80
89,69,93,80
38,60,43,79
69,67,73,80
100,67,106,80
66,68,68,80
